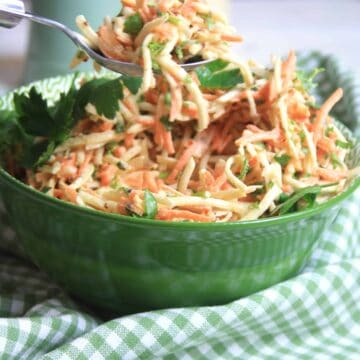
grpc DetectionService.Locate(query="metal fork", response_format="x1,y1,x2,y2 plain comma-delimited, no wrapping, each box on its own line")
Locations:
0,0,212,77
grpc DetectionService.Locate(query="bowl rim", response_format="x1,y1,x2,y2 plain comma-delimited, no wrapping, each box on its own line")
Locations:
0,73,359,230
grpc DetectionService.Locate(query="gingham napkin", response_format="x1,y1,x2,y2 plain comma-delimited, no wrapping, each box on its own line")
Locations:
0,52,359,359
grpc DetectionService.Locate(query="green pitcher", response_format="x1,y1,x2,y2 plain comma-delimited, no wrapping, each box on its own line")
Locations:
23,0,119,82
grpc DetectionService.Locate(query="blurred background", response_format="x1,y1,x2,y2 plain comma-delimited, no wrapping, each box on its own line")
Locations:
0,0,359,95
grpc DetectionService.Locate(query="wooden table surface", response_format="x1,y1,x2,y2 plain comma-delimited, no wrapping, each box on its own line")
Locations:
0,0,359,93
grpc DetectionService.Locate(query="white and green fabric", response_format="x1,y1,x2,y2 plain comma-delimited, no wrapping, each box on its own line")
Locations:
0,52,359,359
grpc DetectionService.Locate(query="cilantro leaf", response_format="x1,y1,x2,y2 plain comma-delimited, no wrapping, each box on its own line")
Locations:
14,88,54,137
19,140,53,168
121,75,142,95
32,141,56,168
88,78,123,119
0,110,24,154
74,78,124,120
196,60,244,90
0,75,142,171
51,87,77,142
7,84,80,169
123,13,144,35
143,190,158,219
274,154,291,167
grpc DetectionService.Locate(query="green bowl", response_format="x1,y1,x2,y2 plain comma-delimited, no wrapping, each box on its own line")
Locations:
0,74,359,315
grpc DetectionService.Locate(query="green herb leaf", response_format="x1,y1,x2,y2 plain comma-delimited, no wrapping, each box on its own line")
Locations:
32,141,56,168
238,159,250,180
252,184,265,196
200,13,215,30
330,153,342,168
175,46,184,60
117,160,128,170
123,13,144,35
184,75,193,84
8,84,79,168
14,88,54,137
271,185,338,216
148,41,166,57
143,189,158,219
297,192,317,211
325,126,334,137
193,191,207,198
168,15,180,25
159,171,169,179
196,59,244,90
74,78,123,120
274,154,291,167
0,110,24,155
160,115,172,131
250,202,260,210
50,87,77,142
299,131,306,141
121,75,142,95
164,92,172,106
296,67,325,92
115,122,125,133
278,193,290,203
105,141,117,153
335,139,353,149
89,78,123,119
19,140,52,168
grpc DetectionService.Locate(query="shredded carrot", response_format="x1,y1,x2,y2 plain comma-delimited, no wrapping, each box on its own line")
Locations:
167,141,198,183
220,34,243,42
281,50,297,89
63,186,78,203
163,128,175,154
156,209,212,222
125,133,135,148
99,164,118,187
113,146,126,158
287,99,310,122
124,172,144,189
313,88,343,143
98,25,126,61
144,171,158,192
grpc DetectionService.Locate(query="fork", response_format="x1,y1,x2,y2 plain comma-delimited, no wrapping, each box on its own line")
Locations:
0,0,212,77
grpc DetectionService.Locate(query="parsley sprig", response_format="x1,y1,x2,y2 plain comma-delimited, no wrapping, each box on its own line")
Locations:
195,59,244,90
0,75,143,169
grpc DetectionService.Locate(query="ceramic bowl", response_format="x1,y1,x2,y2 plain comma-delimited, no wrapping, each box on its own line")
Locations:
0,74,359,315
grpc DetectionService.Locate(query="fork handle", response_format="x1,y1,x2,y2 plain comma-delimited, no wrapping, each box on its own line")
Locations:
0,0,25,28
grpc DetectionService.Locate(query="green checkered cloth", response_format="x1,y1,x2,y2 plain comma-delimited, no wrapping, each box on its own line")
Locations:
1,52,360,359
